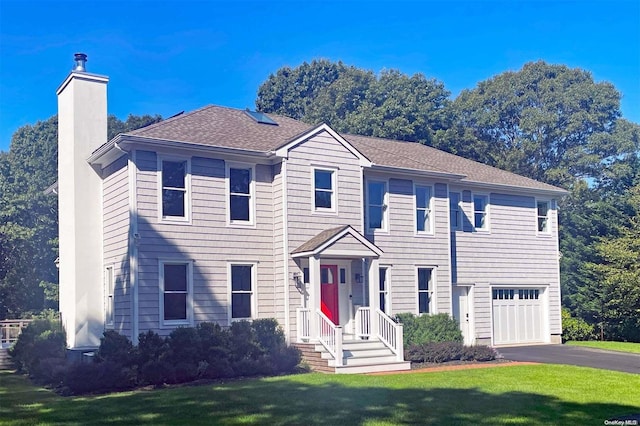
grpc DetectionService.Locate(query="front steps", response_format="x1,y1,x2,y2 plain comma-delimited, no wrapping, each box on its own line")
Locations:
294,337,410,374
0,348,14,370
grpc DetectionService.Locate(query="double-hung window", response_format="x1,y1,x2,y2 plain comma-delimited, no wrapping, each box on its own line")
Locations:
160,261,192,326
104,266,114,328
313,168,335,211
379,267,389,314
449,192,461,230
161,159,189,221
367,181,388,231
417,267,434,314
415,185,433,234
537,201,550,233
230,264,255,320
228,165,254,224
473,194,489,230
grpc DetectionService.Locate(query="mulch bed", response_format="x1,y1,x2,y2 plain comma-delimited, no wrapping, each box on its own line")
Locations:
368,359,539,375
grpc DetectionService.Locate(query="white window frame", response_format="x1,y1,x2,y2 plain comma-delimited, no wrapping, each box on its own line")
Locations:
158,156,191,223
226,162,256,227
473,193,490,231
449,191,462,231
414,184,434,235
228,262,257,322
366,179,389,232
159,260,194,328
536,199,551,235
379,266,391,314
311,166,337,214
416,266,437,315
104,265,115,329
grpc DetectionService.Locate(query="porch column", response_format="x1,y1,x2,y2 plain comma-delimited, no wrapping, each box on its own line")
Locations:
308,255,321,340
368,257,380,336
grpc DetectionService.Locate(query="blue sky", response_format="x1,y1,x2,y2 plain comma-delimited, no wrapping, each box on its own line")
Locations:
1,0,638,152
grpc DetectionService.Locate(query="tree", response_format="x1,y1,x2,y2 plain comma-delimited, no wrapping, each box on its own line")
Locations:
443,61,625,187
0,114,162,319
256,60,451,145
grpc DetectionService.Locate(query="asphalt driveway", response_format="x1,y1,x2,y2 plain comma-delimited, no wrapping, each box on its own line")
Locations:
497,344,640,374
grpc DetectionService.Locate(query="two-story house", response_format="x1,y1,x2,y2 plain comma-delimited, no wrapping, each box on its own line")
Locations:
57,54,566,373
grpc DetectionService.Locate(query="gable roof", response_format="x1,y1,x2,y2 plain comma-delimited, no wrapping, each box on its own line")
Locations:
106,105,566,194
292,225,383,258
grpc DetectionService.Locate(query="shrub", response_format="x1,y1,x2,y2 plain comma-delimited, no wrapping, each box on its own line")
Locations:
136,330,167,366
96,330,135,366
62,361,135,395
461,345,496,362
9,319,66,379
407,341,464,363
397,313,463,347
562,308,595,342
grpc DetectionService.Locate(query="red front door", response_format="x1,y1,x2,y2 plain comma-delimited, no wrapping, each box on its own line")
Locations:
320,265,339,324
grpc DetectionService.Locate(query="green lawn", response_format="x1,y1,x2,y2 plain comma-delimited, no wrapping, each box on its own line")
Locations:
1,365,639,425
566,340,640,354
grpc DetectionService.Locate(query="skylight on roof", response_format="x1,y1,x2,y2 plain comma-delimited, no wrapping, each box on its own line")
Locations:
244,110,278,125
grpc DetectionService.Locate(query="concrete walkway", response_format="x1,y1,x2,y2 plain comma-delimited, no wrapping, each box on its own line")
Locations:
497,344,640,374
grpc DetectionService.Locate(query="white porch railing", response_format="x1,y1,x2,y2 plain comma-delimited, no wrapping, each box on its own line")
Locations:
296,307,310,342
0,320,32,348
355,306,371,339
376,309,404,361
316,310,343,366
355,307,404,362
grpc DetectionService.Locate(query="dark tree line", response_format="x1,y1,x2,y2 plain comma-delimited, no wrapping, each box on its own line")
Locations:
0,114,161,319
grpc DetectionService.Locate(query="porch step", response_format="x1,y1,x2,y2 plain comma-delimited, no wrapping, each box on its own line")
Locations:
301,338,411,374
0,348,14,370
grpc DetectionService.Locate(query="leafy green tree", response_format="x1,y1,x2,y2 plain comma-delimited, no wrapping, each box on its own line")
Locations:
256,60,451,145
443,61,625,187
0,114,161,319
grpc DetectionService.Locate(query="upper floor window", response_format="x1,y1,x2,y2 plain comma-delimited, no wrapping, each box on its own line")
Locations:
473,194,489,230
537,201,550,233
417,267,434,314
449,192,461,230
367,181,388,231
228,165,254,225
415,185,433,234
160,261,193,327
161,159,189,221
313,168,335,211
104,266,114,328
230,264,255,320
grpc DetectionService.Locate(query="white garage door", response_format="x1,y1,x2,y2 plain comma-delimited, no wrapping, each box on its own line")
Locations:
492,288,544,345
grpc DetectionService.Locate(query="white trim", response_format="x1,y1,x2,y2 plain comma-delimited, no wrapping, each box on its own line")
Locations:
281,159,290,341
535,198,552,236
274,123,372,167
414,183,435,235
472,192,490,232
159,260,194,328
415,265,438,315
157,155,192,224
366,178,389,233
291,225,383,259
378,265,391,315
311,165,338,215
104,265,115,329
228,262,258,322
226,161,256,227
128,152,140,344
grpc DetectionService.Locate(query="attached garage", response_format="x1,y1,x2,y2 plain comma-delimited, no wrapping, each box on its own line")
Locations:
492,287,545,345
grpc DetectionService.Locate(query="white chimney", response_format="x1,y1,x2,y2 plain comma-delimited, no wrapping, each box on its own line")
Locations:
57,53,109,349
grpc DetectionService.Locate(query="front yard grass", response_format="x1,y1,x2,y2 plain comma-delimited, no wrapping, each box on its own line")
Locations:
1,364,639,425
566,340,640,354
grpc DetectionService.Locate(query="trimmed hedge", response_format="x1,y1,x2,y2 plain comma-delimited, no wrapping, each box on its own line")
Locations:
406,341,497,363
396,313,463,346
561,308,595,342
11,318,302,395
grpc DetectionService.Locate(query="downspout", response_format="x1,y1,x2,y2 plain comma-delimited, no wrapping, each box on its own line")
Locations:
281,159,290,342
